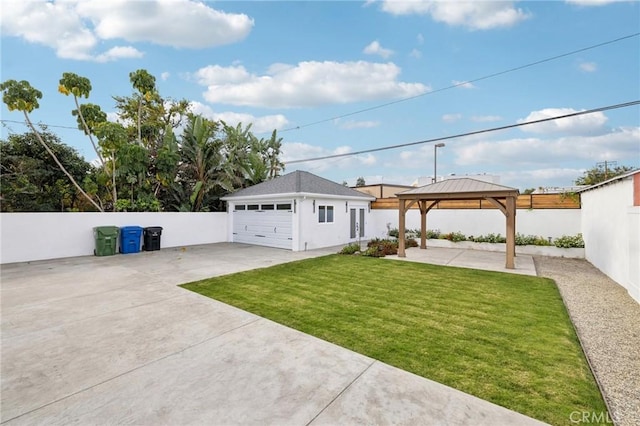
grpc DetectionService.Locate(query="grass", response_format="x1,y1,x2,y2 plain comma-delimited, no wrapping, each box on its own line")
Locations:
181,255,608,425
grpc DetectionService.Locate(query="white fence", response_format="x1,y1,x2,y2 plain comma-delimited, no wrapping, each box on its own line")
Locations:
0,212,227,264
580,175,640,304
369,209,582,241
0,209,582,264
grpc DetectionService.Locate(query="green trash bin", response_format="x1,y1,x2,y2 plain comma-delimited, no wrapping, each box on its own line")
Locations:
94,226,119,256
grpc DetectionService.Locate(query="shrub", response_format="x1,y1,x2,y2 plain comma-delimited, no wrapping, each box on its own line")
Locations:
367,238,398,255
471,233,506,244
442,231,467,242
554,234,584,248
426,229,441,239
339,243,361,255
406,238,419,248
515,233,551,246
362,246,386,257
407,229,421,239
387,228,399,238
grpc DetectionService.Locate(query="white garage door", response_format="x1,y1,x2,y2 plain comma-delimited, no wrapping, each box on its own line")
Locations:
232,202,293,249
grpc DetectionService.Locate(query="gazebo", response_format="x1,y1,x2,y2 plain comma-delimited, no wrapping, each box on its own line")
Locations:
396,178,520,269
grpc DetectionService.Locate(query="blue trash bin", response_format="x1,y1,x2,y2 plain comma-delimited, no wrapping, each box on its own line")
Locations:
120,226,143,254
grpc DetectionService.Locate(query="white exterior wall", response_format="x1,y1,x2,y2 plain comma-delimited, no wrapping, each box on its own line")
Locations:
371,209,581,240
296,197,372,251
0,212,227,264
581,177,639,303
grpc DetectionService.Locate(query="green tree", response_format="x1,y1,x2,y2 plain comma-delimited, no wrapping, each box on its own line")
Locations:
523,188,535,194
177,115,226,212
128,69,157,145
1,79,103,211
356,177,366,187
1,129,93,211
574,163,635,186
59,73,106,168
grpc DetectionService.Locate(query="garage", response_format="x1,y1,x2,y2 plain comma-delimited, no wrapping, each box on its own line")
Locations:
223,170,376,251
232,202,293,249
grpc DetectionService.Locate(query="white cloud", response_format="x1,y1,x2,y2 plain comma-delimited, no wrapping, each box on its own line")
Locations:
160,72,170,81
363,40,394,59
95,46,144,62
579,62,597,72
189,101,288,134
452,80,475,89
454,127,639,167
193,65,252,85
194,61,430,108
442,113,462,123
471,115,503,123
282,142,377,173
566,0,624,6
77,0,253,48
380,1,531,30
0,0,253,61
417,33,425,44
339,120,381,130
409,48,422,59
518,108,608,135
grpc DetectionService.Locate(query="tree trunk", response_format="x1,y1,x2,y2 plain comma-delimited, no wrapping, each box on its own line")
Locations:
24,112,104,212
73,95,105,168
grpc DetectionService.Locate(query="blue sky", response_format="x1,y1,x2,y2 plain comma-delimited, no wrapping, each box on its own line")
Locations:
1,0,639,190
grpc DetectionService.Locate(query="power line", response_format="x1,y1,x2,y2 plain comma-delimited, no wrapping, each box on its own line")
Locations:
2,33,638,136
277,32,640,133
1,120,79,131
284,100,640,165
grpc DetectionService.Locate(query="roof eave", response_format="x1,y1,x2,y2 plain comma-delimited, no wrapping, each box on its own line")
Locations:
222,192,376,202
397,190,520,200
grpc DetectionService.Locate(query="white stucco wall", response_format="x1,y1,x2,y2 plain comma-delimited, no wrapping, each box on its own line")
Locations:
581,176,639,303
296,197,371,251
0,212,227,264
370,209,581,240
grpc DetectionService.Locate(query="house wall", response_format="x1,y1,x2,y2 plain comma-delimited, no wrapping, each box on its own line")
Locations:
581,176,640,304
0,212,227,264
296,196,372,251
370,209,581,240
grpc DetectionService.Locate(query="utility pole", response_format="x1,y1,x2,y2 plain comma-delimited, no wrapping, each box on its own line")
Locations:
596,160,617,180
433,143,445,184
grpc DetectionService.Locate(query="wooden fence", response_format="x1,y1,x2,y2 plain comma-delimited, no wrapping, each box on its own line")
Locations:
371,193,580,210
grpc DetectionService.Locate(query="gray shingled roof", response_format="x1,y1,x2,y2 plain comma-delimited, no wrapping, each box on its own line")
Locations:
398,178,518,196
223,170,375,199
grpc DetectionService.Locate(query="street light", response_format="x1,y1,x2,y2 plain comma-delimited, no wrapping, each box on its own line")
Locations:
433,143,445,183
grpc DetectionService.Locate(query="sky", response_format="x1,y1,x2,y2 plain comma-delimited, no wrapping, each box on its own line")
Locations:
1,0,639,190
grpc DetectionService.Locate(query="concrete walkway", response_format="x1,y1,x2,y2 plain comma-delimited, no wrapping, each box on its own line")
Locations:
385,246,537,276
1,243,544,425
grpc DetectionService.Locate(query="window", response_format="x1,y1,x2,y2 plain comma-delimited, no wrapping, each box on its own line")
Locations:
261,204,275,210
318,205,334,223
235,204,246,211
277,203,292,211
247,204,259,210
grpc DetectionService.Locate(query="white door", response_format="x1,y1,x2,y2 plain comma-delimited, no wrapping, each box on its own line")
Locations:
232,202,293,249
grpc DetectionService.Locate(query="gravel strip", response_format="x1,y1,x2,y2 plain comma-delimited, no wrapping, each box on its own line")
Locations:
534,256,640,426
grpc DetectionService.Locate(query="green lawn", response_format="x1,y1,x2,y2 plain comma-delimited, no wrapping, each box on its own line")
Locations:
182,255,607,425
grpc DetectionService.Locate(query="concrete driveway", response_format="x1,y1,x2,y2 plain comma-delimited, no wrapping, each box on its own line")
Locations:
1,243,544,425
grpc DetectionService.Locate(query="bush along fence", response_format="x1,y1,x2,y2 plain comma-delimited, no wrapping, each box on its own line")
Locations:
339,229,585,259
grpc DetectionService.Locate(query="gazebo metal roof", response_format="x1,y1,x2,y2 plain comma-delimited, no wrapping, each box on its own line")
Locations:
397,178,519,199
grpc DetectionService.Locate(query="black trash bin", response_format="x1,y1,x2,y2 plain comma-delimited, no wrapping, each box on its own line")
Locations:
143,226,163,251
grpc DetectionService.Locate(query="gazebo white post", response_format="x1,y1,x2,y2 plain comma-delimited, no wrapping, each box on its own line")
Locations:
398,198,406,257
506,196,516,269
420,200,427,249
